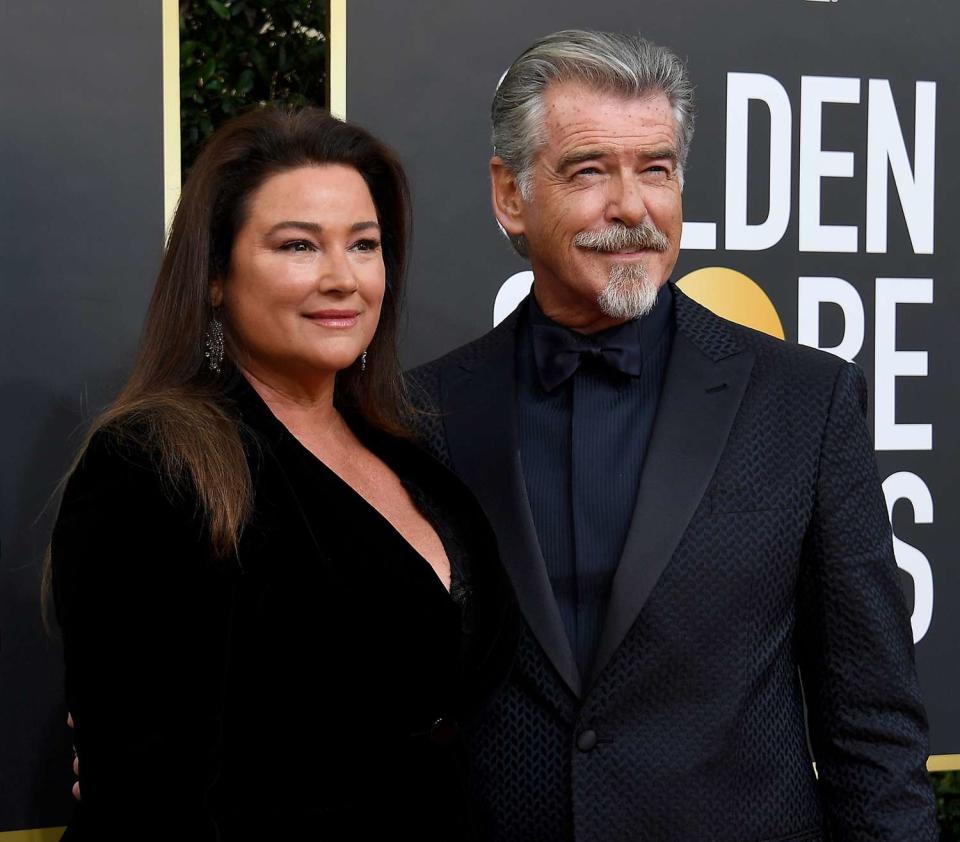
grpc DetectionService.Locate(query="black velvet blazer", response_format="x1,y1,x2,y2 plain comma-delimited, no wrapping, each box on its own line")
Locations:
52,374,518,841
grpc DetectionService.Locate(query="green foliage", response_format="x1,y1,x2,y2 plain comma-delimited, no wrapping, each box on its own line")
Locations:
179,0,328,174
934,771,960,840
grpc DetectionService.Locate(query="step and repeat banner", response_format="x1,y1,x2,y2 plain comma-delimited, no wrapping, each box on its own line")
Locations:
0,2,171,836
1,1,956,836
343,0,958,762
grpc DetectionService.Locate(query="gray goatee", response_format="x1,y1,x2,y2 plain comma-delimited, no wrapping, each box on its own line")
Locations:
573,222,670,320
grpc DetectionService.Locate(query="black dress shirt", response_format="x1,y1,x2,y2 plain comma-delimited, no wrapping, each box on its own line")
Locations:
517,285,674,675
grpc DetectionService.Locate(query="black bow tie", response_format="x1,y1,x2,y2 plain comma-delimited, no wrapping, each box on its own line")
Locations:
531,322,643,392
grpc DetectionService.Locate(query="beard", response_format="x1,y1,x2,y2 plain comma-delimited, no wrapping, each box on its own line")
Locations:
573,222,670,321
597,261,661,321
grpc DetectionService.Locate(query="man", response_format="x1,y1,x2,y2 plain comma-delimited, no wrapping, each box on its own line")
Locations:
407,29,937,841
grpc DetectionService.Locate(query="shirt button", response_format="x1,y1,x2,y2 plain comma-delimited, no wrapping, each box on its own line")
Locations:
576,729,598,752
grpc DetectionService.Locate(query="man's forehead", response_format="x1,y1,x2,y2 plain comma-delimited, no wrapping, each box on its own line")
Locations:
539,83,679,161
542,80,673,117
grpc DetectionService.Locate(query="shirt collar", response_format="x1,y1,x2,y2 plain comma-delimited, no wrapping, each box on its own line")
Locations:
526,282,674,390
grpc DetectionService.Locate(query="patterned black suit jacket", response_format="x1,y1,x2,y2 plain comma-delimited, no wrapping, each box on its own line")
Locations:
407,286,936,842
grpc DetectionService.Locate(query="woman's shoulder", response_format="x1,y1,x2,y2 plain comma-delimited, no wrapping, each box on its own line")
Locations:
67,417,181,501
58,406,222,536
51,410,227,588
65,420,161,500
70,389,249,491
53,434,178,548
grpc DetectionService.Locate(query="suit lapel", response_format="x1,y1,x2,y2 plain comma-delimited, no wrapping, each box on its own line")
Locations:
587,290,755,688
440,310,582,697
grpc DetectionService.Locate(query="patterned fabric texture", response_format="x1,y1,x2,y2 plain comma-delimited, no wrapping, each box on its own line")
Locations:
406,288,936,842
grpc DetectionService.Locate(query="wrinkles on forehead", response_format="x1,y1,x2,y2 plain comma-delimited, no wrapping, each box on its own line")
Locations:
514,85,688,205
540,84,680,171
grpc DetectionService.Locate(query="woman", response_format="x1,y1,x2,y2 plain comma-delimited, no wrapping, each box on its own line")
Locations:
49,107,516,840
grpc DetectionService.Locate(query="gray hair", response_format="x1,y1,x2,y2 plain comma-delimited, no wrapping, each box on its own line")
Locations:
492,29,695,202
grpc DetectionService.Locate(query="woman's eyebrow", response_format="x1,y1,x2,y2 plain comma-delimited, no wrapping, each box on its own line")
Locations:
265,220,380,235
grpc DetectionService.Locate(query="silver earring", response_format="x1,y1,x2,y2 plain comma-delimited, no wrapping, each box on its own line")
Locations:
360,350,367,373
204,314,224,374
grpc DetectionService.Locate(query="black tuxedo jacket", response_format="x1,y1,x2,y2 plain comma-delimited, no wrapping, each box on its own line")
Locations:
407,287,936,842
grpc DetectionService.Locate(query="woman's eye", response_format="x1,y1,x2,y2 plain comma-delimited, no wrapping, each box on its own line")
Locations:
281,240,314,252
351,238,381,252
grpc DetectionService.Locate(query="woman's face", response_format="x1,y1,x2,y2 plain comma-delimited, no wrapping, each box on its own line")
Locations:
214,164,385,387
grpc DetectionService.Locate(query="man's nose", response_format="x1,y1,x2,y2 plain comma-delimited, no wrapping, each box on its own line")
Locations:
606,175,648,228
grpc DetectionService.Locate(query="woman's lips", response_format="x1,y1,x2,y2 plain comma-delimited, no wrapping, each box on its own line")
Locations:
303,310,360,327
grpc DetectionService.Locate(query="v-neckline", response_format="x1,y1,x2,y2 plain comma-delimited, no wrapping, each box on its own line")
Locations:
292,428,454,597
232,377,456,600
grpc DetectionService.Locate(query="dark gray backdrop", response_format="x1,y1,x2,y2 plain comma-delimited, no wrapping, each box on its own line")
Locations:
1,1,955,833
0,2,165,831
346,0,959,757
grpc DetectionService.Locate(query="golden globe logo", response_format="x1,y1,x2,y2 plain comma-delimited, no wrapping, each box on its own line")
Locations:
675,268,784,339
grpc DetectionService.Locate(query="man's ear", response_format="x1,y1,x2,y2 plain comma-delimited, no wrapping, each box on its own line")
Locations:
209,278,224,309
490,156,527,238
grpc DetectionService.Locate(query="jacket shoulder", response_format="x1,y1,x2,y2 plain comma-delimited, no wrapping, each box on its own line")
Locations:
406,309,521,409
738,319,849,377
403,310,521,465
675,290,865,424
54,418,209,573
679,288,852,386
65,419,193,507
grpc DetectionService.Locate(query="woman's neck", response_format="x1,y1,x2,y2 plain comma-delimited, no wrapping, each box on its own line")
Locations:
240,364,349,448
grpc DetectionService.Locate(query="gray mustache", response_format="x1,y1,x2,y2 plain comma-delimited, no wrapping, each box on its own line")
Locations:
574,223,670,253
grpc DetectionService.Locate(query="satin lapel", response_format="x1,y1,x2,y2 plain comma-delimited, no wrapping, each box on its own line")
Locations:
440,315,582,697
587,293,755,688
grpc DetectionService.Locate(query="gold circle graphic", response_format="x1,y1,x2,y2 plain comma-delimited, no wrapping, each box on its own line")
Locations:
676,267,784,340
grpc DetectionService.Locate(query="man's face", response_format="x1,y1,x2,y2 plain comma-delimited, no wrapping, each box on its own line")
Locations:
493,81,683,333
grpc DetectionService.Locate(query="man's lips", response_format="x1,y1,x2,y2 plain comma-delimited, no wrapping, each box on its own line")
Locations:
303,310,360,327
583,247,655,259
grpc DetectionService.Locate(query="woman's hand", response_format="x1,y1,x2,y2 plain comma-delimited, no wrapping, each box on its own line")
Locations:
67,712,81,801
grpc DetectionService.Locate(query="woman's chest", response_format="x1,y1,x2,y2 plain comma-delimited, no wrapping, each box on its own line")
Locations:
227,449,464,699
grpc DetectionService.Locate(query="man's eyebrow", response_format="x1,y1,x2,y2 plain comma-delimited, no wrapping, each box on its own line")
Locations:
556,149,612,171
266,220,380,235
556,147,680,171
643,147,679,164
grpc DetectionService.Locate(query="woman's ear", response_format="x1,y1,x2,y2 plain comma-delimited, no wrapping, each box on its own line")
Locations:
209,279,224,309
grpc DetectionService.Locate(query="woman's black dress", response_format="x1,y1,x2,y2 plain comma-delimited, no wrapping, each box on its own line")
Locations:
52,375,517,840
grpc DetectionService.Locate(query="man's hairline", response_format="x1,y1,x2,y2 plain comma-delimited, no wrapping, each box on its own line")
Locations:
509,83,688,201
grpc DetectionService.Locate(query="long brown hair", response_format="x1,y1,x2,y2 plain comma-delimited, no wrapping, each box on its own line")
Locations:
48,106,412,570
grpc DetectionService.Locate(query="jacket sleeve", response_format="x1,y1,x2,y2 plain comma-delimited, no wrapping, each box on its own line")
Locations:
52,430,236,840
796,361,938,840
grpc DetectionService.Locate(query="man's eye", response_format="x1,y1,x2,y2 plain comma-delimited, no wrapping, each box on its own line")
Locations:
574,167,601,177
351,238,381,252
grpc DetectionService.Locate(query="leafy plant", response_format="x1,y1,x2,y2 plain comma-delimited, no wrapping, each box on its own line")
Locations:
179,0,328,174
933,771,960,840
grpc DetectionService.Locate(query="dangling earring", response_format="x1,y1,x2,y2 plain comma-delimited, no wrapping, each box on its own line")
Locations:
360,350,367,373
204,313,224,374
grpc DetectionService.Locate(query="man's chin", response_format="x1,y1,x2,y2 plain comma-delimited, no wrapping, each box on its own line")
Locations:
597,270,661,321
